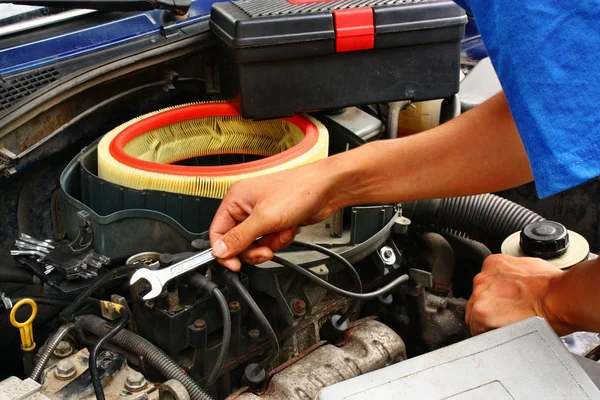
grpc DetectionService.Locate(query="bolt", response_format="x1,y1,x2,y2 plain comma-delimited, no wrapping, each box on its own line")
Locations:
426,294,448,310
229,301,240,312
53,341,74,358
248,329,260,341
290,298,306,316
393,216,411,235
380,246,396,265
100,351,115,365
55,360,76,380
193,319,206,329
125,371,147,392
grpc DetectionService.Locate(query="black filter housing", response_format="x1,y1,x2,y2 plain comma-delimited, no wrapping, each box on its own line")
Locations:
210,0,468,119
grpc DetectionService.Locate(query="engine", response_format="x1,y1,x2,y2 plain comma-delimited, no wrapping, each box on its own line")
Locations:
0,1,596,399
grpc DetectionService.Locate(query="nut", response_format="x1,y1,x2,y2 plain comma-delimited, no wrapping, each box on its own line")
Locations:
54,360,76,380
193,319,206,329
290,298,306,316
229,301,240,312
53,341,73,358
125,370,147,392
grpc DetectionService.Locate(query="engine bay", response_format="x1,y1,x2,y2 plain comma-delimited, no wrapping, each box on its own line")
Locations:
0,1,599,399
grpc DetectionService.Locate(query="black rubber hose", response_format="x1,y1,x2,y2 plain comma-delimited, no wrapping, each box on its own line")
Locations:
78,315,214,400
291,241,362,323
402,194,543,252
272,255,409,300
60,264,138,322
0,267,36,284
89,309,130,400
225,272,279,370
205,288,230,389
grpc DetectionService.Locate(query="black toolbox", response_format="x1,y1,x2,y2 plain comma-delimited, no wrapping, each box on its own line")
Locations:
210,0,467,119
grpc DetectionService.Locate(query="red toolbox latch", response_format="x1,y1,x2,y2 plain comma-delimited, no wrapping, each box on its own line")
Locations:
333,8,375,53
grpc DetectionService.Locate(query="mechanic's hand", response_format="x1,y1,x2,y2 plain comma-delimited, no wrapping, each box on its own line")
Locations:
466,254,564,336
209,163,339,271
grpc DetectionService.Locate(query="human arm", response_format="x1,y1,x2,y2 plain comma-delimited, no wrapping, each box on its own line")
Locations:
467,254,600,336
209,92,534,271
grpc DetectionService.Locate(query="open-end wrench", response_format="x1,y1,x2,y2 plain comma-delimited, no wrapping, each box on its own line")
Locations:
129,248,216,300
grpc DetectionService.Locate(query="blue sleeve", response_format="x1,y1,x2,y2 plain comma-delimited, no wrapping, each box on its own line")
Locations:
454,0,600,198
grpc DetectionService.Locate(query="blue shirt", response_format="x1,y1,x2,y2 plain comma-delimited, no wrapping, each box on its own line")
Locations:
454,1,600,198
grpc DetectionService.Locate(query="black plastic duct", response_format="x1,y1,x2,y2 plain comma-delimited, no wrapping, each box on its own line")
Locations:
402,194,544,252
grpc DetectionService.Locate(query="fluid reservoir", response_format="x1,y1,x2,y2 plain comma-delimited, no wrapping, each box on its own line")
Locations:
501,220,590,269
397,100,443,137
396,72,465,137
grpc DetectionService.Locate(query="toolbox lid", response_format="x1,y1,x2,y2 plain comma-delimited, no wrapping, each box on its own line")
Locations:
210,0,467,52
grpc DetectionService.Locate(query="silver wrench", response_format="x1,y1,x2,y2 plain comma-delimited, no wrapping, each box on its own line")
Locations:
129,248,216,300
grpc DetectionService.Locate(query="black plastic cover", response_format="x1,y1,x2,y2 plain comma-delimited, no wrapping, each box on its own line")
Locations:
210,0,467,119
211,0,466,49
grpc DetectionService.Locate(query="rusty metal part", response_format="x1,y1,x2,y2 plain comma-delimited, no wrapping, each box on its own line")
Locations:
54,360,76,380
409,268,470,349
289,299,306,317
160,379,191,400
52,341,74,359
40,348,157,399
233,319,405,400
124,371,147,392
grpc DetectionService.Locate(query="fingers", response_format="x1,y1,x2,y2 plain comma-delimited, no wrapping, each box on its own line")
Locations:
211,213,266,259
241,246,274,264
219,256,242,272
239,227,297,264
256,227,297,251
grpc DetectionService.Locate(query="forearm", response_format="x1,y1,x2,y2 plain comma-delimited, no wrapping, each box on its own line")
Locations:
323,92,533,209
546,258,600,334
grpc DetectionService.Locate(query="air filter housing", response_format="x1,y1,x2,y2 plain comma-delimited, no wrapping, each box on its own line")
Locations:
210,0,468,119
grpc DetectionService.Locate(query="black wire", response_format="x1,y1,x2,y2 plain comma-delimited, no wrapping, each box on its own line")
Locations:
10,296,101,309
226,272,279,371
271,255,409,300
89,308,130,400
204,288,231,389
290,241,362,323
60,264,139,322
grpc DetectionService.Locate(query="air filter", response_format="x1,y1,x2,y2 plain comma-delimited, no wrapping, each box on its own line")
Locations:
98,102,329,198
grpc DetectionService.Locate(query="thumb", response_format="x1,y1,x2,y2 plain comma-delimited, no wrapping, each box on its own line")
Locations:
212,213,265,258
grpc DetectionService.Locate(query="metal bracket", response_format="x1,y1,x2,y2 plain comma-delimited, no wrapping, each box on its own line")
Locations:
76,210,91,227
0,148,17,177
0,292,13,309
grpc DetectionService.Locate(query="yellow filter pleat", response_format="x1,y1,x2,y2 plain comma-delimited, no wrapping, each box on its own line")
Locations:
97,104,329,199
